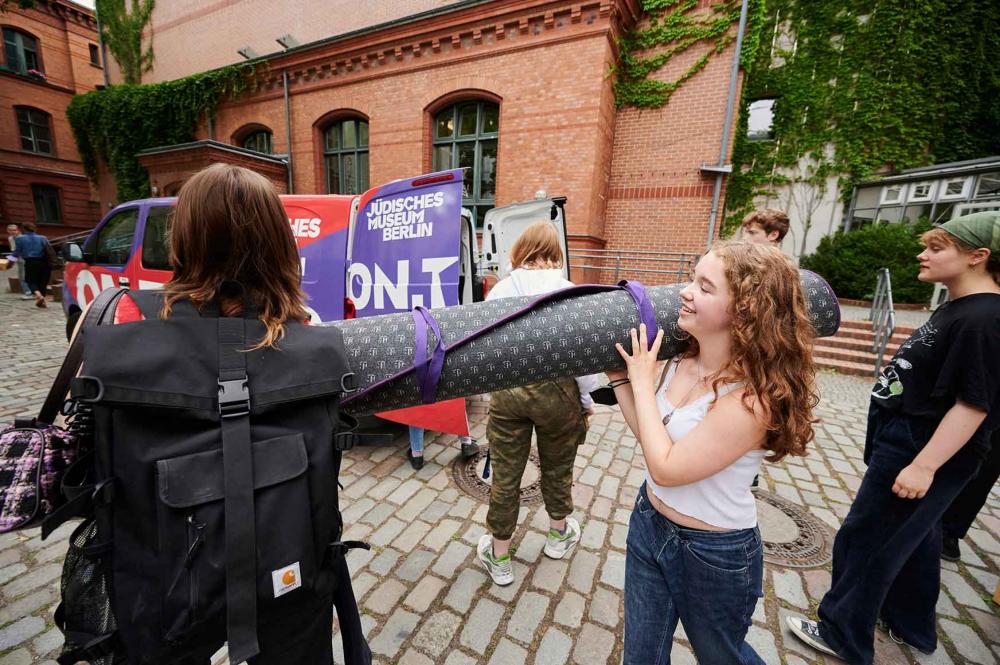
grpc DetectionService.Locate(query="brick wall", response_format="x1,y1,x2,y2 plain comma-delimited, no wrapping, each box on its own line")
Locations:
0,1,101,234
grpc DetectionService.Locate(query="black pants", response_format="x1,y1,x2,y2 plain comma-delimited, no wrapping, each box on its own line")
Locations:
22,256,50,295
943,427,1000,540
817,408,980,664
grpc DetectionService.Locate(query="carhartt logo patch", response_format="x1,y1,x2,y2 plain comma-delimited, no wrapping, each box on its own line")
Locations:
271,562,301,598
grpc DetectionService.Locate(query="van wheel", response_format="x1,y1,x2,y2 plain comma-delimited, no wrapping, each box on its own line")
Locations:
65,310,81,341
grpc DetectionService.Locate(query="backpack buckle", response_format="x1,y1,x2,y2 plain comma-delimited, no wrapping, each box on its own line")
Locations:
340,372,357,394
218,378,250,418
334,431,358,452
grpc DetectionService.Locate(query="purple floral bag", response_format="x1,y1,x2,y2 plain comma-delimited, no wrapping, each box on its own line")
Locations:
0,421,79,532
0,288,125,534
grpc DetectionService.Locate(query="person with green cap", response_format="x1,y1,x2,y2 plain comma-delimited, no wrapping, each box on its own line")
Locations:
787,211,1000,664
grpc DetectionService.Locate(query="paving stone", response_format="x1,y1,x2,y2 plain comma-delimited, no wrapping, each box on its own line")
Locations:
507,591,549,644
460,598,505,654
589,587,620,628
0,616,45,651
32,627,63,655
0,563,27,586
567,549,599,595
365,579,407,615
746,624,779,664
514,531,546,564
578,466,601,486
404,575,447,612
553,590,586,628
412,609,462,658
601,550,626,590
432,540,472,577
535,627,573,665
598,476,620,499
531,557,569,593
939,618,993,665
1,563,61,599
0,650,32,665
351,571,377,600
489,638,527,665
772,569,809,608
610,523,628,551
387,479,422,505
368,517,407,547
487,561,526,603
397,648,434,665
939,569,989,611
572,623,614,664
396,549,435,582
369,608,419,658
444,568,488,613
367,548,401,575
671,643,697,664
361,502,396,527
424,519,462,551
442,651,477,665
397,488,438,522
392,520,432,551
580,519,608,549
0,586,58,625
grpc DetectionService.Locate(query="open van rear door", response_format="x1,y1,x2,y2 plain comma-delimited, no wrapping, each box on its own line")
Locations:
481,196,569,282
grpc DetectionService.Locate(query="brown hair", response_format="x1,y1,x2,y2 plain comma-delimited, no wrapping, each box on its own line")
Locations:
688,241,818,462
162,164,308,347
509,222,563,269
741,208,789,241
921,228,1000,286
22,222,37,233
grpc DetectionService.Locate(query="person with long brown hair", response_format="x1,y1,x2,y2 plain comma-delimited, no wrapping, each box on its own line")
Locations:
608,241,818,664
85,163,369,665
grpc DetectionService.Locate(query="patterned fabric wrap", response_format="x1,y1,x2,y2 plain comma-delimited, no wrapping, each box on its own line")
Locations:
0,423,78,532
334,272,840,416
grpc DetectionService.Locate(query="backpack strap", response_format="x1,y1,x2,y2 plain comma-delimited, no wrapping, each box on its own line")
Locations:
38,288,126,425
216,315,260,664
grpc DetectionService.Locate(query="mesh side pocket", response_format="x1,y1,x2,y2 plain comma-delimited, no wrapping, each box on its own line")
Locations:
57,517,122,664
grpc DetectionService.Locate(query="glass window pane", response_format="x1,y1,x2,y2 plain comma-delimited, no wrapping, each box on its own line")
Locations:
976,173,1000,198
142,206,173,270
325,155,340,194
343,153,357,194
433,145,452,172
475,206,491,228
747,99,776,141
21,136,33,151
435,111,454,139
459,104,478,136
358,121,369,147
458,142,476,198
479,139,497,200
24,47,37,71
94,209,139,264
342,121,357,149
481,104,499,134
35,139,51,154
325,125,340,151
358,152,369,192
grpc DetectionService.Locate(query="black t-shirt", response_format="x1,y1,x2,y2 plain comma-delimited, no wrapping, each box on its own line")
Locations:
870,292,1000,459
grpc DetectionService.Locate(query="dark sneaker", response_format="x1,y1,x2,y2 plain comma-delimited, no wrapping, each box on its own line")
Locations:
460,437,479,459
878,618,935,655
407,449,424,470
941,535,960,562
785,616,839,657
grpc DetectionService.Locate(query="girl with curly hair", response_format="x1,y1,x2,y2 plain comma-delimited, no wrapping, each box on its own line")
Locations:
607,241,818,664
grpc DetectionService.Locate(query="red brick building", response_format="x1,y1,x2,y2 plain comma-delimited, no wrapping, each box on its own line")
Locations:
1,0,103,238
105,0,747,276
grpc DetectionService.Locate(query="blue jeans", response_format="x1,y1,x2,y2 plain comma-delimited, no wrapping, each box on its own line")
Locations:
408,426,424,455
818,407,980,664
624,483,765,665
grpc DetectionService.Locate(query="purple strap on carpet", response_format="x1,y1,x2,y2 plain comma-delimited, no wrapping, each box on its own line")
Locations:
411,307,446,404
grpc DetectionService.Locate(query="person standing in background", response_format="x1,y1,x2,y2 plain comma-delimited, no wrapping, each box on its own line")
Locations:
6,224,33,299
12,222,52,308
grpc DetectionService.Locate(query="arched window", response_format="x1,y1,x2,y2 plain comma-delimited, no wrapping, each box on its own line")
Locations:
16,107,52,154
3,28,40,74
323,118,369,195
432,100,498,227
242,130,273,154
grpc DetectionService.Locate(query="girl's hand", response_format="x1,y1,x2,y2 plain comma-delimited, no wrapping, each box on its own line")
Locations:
892,463,934,499
615,324,664,393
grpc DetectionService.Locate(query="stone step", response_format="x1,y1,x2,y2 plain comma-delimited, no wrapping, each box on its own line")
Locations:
830,327,912,345
839,318,917,336
820,336,901,355
815,355,879,377
813,344,887,366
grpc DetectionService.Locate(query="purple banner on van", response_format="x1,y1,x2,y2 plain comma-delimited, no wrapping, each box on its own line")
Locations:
348,169,464,317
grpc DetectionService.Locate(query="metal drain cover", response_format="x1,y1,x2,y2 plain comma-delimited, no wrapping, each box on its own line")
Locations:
756,490,834,568
452,446,544,504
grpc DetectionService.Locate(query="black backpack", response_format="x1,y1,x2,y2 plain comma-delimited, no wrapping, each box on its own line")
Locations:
44,288,371,665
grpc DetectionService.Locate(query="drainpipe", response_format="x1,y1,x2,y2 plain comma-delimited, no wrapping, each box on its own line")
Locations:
705,0,750,249
282,69,295,193
93,3,110,87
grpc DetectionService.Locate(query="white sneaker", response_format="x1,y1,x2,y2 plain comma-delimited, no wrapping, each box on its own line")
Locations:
785,616,839,657
543,517,581,559
477,534,514,586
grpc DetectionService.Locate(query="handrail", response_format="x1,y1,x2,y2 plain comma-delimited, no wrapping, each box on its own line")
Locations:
869,267,896,378
568,249,699,284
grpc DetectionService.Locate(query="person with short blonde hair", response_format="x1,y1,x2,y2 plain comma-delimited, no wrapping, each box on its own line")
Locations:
741,208,789,246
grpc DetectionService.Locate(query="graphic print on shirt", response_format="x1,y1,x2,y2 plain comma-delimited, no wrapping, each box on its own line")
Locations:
871,322,937,400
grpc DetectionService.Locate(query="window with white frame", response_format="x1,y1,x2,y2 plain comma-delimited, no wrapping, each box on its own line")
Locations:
975,172,1000,199
880,184,905,205
907,181,935,202
938,176,970,200
746,99,776,141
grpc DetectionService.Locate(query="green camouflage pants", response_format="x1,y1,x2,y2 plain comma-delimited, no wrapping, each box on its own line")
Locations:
486,378,588,540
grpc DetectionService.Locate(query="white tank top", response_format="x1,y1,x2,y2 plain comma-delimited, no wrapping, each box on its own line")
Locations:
645,359,765,530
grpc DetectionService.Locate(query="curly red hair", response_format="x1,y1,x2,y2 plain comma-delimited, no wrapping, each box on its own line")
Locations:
687,241,818,462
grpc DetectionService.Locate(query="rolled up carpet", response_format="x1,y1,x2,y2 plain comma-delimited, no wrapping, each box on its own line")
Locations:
331,271,839,416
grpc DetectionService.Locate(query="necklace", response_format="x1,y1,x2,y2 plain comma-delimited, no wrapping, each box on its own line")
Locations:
662,357,706,426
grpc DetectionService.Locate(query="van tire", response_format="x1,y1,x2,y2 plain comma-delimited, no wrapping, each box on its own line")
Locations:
65,309,81,341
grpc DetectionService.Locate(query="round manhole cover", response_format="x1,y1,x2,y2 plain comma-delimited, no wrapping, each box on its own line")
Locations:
756,490,834,568
452,446,544,504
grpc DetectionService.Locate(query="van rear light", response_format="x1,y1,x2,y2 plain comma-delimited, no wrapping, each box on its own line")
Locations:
343,297,356,319
411,173,455,187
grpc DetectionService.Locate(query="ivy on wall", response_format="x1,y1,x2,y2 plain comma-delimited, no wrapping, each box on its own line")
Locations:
67,64,260,202
723,1,1000,238
613,0,767,109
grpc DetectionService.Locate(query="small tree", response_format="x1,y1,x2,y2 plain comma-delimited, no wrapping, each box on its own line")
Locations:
97,0,155,84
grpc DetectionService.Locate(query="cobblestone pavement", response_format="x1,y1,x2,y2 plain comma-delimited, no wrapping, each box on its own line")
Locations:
1,291,998,665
